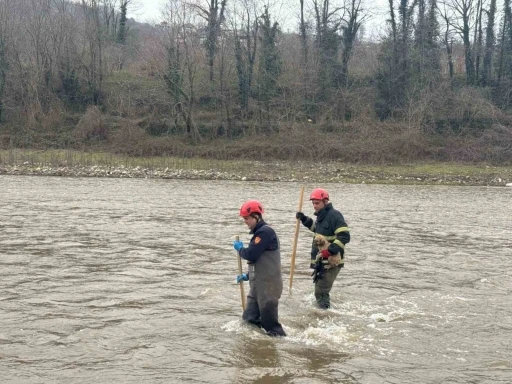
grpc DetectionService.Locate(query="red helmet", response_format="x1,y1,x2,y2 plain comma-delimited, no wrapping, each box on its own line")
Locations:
310,188,329,201
239,200,264,217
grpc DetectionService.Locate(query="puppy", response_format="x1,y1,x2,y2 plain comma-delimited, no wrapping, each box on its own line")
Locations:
314,234,342,268
314,234,330,250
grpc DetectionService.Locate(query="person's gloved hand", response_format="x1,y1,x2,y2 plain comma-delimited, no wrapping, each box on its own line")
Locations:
233,240,244,251
236,273,249,283
311,262,325,283
296,212,308,223
320,249,331,258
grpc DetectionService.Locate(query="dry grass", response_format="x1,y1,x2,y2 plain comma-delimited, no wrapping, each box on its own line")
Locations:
73,106,106,142
2,148,512,186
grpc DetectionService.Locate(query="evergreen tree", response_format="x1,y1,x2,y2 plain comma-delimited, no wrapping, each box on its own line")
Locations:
482,0,497,86
498,0,512,80
413,0,440,86
257,6,281,131
198,0,227,84
375,0,416,119
234,17,258,119
340,0,364,87
116,0,128,44
313,0,341,101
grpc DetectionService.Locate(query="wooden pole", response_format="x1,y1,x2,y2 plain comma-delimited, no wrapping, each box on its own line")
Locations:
236,235,246,311
289,186,305,292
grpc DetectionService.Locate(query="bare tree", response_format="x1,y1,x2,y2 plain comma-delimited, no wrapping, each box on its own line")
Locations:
340,0,368,87
20,0,56,112
79,0,105,104
195,0,228,84
438,1,455,78
101,0,119,39
299,0,309,64
441,0,477,84
472,0,484,82
232,0,258,119
217,27,235,137
162,0,202,142
52,0,82,105
0,0,9,121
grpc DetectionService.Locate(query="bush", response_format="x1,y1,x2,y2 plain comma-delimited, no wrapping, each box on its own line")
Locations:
73,106,107,143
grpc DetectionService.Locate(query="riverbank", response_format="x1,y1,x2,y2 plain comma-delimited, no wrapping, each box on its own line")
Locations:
1,150,511,186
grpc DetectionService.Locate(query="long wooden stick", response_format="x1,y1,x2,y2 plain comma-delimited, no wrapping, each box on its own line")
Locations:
236,235,246,311
289,186,305,292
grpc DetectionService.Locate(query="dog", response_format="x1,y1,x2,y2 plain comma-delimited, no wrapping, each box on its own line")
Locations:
314,234,342,268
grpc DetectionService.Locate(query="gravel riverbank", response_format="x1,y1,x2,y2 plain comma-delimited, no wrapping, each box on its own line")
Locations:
1,162,512,186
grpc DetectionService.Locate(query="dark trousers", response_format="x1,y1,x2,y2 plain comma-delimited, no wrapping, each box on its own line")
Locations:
243,286,286,337
314,265,341,308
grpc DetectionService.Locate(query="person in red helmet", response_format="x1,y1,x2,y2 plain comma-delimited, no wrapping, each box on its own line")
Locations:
233,200,286,337
296,188,350,309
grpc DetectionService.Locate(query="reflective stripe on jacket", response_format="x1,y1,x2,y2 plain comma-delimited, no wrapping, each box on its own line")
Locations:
308,203,350,267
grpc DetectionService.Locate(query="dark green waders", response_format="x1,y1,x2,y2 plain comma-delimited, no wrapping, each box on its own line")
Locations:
314,265,342,309
242,248,286,337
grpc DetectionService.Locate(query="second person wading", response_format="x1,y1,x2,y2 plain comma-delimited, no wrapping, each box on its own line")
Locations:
296,188,350,309
233,200,286,337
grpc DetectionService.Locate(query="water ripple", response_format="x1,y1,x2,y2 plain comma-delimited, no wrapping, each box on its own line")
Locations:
1,176,511,383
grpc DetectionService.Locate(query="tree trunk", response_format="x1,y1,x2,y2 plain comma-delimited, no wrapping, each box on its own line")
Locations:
202,0,227,85
463,21,475,84
340,0,362,87
474,0,484,82
482,0,497,85
0,68,5,121
497,2,509,82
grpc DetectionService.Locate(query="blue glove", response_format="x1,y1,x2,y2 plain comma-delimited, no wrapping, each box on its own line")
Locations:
233,240,244,251
236,273,249,283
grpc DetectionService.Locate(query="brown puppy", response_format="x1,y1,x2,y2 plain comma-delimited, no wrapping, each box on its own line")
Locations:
314,234,342,268
314,234,330,251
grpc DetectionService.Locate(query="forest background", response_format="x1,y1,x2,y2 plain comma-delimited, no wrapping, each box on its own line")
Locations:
0,0,511,165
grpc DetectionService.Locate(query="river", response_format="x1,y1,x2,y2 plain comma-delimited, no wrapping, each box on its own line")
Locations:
1,176,511,383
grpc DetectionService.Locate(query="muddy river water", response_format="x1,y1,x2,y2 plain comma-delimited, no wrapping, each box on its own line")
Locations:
1,176,511,383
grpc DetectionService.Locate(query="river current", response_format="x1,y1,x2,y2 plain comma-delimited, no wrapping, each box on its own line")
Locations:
1,176,511,383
